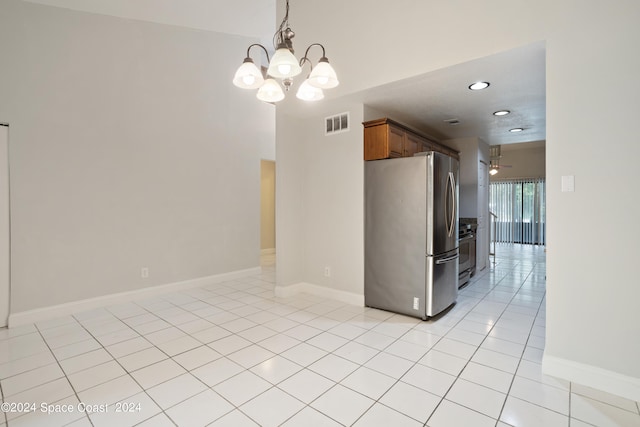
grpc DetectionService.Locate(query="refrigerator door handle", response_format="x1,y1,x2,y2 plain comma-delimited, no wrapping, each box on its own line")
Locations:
446,171,456,238
435,253,460,264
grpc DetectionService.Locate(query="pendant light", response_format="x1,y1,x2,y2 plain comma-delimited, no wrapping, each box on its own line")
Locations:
296,79,324,101
267,48,302,79
232,0,339,103
307,57,339,89
232,57,264,89
257,78,285,103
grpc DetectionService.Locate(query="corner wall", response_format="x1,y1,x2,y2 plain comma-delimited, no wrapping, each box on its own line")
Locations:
276,101,364,303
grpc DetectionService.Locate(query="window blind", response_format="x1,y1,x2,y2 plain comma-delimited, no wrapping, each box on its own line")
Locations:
490,178,546,245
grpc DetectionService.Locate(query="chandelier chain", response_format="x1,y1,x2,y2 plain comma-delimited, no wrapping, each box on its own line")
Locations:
273,0,291,49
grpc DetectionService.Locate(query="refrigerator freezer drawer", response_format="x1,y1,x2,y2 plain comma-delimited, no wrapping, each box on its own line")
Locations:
426,249,459,317
364,260,427,319
364,248,459,320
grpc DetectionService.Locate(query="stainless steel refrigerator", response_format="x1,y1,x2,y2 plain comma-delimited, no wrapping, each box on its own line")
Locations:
365,152,459,319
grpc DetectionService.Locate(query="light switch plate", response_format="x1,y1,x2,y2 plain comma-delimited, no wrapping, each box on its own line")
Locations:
561,175,575,192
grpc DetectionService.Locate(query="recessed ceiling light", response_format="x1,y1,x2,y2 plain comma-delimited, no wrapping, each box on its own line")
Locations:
493,110,510,116
509,127,524,133
468,81,490,90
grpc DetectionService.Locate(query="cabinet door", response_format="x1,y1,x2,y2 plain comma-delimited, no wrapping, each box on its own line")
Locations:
388,126,405,157
364,126,390,160
422,139,434,152
404,133,422,157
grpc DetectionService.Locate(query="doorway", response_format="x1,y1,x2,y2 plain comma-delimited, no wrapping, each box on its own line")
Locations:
0,124,9,327
490,178,546,245
260,160,276,267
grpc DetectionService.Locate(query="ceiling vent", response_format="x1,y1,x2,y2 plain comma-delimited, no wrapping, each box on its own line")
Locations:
325,112,350,135
443,118,460,126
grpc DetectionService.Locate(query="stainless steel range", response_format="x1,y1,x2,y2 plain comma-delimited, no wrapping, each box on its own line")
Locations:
458,219,477,288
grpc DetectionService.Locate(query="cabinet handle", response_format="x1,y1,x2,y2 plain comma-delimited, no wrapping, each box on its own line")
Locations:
447,172,456,238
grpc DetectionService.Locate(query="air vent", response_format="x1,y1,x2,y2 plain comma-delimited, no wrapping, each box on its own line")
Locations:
325,112,350,135
443,118,460,126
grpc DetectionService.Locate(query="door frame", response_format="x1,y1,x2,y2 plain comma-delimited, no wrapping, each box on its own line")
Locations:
0,123,10,328
260,159,276,258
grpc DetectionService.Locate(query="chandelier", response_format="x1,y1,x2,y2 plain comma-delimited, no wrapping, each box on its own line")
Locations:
232,0,339,103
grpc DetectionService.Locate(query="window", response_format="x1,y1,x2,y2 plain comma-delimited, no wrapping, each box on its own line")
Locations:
490,178,546,245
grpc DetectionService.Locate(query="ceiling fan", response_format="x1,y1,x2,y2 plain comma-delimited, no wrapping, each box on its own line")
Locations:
489,145,512,175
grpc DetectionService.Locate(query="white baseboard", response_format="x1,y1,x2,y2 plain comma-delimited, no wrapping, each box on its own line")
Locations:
543,354,640,402
260,248,276,255
274,282,364,307
8,267,262,328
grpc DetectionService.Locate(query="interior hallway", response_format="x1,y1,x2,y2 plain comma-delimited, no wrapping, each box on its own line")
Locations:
0,244,638,426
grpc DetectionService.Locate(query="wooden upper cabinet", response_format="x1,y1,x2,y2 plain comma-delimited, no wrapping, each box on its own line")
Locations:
363,118,459,161
388,125,405,157
404,132,423,158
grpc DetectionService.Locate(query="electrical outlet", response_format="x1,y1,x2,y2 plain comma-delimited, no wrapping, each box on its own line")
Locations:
413,297,419,310
141,267,149,279
324,266,331,277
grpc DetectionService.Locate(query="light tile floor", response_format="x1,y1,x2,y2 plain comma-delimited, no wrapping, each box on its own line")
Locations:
1,244,639,426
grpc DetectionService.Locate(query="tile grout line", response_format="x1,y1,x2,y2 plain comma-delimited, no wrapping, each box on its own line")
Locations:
494,265,549,425
0,379,5,426
191,280,436,425
98,295,287,426
119,274,359,425
342,257,530,426
10,248,613,427
5,274,459,425
190,277,356,426
569,381,573,423
32,322,94,427
69,309,187,426
424,258,539,426
70,282,273,425
1,280,272,425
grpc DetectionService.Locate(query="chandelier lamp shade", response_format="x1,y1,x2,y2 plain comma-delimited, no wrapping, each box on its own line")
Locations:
296,79,324,101
267,47,302,79
232,0,339,102
256,78,285,103
232,53,265,89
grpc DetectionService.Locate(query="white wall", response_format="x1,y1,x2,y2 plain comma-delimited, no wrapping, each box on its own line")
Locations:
444,138,480,218
276,100,364,300
444,137,491,271
0,126,9,327
490,141,545,180
260,160,276,251
0,0,275,313
301,103,364,296
276,0,640,400
22,0,275,40
275,112,307,288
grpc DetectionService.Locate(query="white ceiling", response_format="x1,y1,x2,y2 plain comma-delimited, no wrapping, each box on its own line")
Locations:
354,42,546,146
23,0,275,39
24,0,545,147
